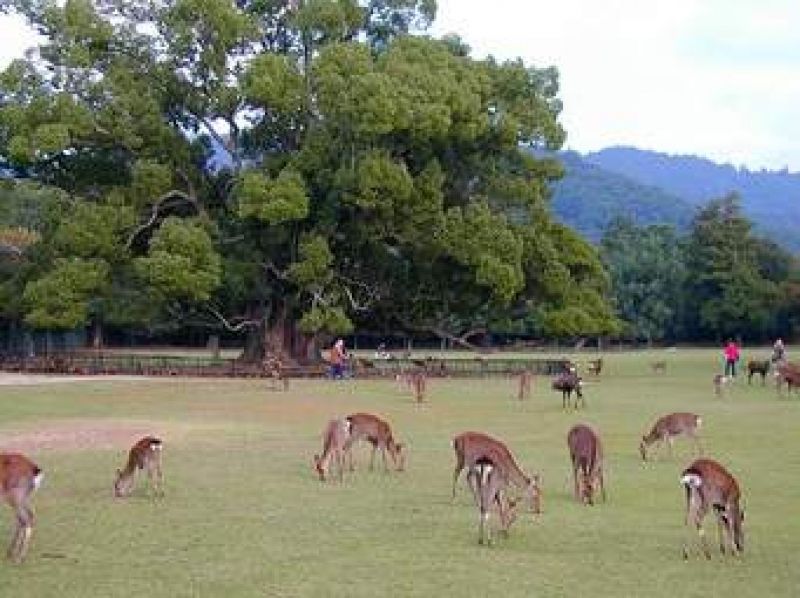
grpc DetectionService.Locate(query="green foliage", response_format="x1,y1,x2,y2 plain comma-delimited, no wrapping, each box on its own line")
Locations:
22,257,109,328
600,218,686,340
236,168,309,224
134,218,221,302
297,305,353,334
288,235,333,287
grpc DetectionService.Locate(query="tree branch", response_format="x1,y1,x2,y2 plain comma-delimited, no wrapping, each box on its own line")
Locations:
126,190,197,248
206,306,261,332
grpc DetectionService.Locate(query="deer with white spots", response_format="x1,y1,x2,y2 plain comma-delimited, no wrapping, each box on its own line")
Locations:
1,453,42,563
343,413,405,472
114,436,164,499
313,418,350,482
639,412,703,461
680,458,744,559
451,431,541,515
467,456,519,545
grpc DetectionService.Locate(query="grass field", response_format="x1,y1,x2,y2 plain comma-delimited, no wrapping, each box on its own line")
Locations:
0,348,798,598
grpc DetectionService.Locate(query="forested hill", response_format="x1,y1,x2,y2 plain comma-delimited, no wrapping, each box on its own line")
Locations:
583,146,800,250
546,150,693,242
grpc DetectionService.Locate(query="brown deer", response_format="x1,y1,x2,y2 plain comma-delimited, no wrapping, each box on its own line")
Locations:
343,413,405,472
680,458,744,559
567,424,605,505
775,362,800,396
411,371,427,403
586,357,603,376
466,456,519,545
639,412,703,461
451,431,541,514
651,361,667,374
313,418,351,482
517,370,533,401
114,436,164,499
1,453,42,563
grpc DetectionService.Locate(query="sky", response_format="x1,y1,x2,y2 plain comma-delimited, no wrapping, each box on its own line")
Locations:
2,1,800,171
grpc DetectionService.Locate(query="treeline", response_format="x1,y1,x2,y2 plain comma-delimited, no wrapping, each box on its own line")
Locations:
600,193,800,342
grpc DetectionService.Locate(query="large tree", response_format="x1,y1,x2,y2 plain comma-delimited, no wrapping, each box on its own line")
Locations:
1,0,616,359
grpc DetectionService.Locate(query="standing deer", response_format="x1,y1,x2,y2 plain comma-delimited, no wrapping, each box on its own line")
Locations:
567,424,605,505
114,436,164,499
313,418,351,482
639,412,703,461
552,369,584,409
746,359,770,385
680,458,744,559
451,431,541,514
1,453,42,563
517,370,533,401
411,371,427,403
651,361,667,374
343,413,405,472
466,456,519,545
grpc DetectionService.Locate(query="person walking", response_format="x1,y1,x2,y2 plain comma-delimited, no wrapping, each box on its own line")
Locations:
723,339,740,378
330,338,347,380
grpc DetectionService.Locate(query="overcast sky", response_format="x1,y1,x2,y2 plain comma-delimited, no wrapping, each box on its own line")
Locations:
2,1,800,171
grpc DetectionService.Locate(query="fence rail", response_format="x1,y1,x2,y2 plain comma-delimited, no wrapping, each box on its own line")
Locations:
0,352,572,379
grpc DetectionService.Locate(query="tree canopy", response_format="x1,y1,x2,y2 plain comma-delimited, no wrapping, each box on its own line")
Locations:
0,0,618,357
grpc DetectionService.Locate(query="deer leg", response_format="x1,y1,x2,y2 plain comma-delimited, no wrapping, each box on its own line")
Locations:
156,459,165,497
572,462,580,501
598,469,607,503
716,516,726,555
146,462,156,500
667,437,674,458
381,445,389,472
451,454,465,501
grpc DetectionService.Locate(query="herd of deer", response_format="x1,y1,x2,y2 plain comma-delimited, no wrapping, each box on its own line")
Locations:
9,353,799,565
310,404,742,558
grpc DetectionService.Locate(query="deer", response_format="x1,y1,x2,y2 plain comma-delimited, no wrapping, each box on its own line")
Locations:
639,412,703,461
552,369,584,409
342,413,405,472
713,373,732,398
775,362,800,396
411,370,427,403
586,357,603,376
451,431,541,515
651,361,667,374
567,424,605,505
746,359,770,385
517,369,533,400
0,453,42,563
680,458,744,559
113,436,164,499
466,456,519,545
313,418,351,482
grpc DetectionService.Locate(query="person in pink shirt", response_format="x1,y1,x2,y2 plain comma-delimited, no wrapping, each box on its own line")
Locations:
723,339,740,377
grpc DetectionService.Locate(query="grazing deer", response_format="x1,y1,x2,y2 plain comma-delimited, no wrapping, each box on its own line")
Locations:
567,424,605,505
1,453,42,563
313,418,351,482
552,369,584,409
639,412,703,461
343,413,405,472
516,370,533,400
651,361,667,374
451,431,541,514
114,436,164,499
713,373,732,397
680,458,744,559
746,359,770,385
466,456,519,545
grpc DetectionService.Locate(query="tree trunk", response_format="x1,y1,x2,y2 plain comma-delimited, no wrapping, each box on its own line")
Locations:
92,319,103,350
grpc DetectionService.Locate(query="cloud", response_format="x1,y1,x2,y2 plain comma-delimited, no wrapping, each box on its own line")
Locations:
431,0,800,170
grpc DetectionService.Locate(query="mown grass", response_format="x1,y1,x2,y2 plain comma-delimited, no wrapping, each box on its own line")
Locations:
0,348,798,597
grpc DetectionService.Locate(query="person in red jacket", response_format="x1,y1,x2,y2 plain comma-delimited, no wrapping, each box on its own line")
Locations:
723,339,740,377
329,338,347,380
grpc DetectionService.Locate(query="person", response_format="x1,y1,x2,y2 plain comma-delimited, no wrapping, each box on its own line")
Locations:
723,339,740,378
772,338,786,364
330,338,347,379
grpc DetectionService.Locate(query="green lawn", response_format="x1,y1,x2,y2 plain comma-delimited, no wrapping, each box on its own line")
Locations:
0,348,797,597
